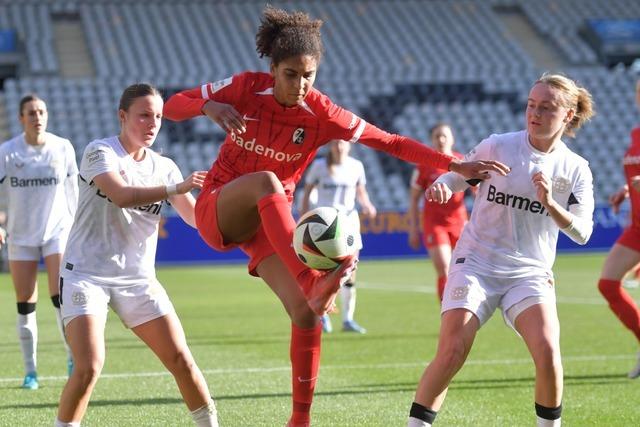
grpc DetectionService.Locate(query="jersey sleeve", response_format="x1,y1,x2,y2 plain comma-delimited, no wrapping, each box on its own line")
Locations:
561,160,594,244
165,157,185,185
80,142,120,182
321,97,453,170
163,73,246,121
65,140,79,177
356,159,366,185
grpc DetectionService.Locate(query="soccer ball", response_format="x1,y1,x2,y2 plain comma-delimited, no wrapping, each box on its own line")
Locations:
293,207,358,270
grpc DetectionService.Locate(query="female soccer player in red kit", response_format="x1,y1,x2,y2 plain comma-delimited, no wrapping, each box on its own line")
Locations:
408,123,468,301
597,79,640,379
164,7,508,426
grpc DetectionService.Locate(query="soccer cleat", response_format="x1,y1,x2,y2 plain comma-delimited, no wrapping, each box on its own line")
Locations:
67,356,74,377
628,351,640,379
22,372,38,390
305,256,357,316
342,320,367,334
320,314,333,333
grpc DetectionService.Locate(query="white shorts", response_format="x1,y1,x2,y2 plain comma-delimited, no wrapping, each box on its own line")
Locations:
345,210,363,251
8,236,68,261
59,271,175,329
441,267,556,331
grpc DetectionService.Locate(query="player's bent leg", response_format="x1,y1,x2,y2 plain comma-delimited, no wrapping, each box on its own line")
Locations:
409,309,479,425
514,302,563,426
57,315,106,423
132,313,214,412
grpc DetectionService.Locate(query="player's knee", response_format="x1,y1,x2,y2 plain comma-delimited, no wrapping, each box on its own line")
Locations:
254,171,285,197
531,341,562,373
74,360,104,387
166,350,195,376
598,278,620,298
436,339,468,371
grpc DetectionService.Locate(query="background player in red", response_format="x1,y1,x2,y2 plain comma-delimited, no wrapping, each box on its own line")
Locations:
164,6,509,426
408,123,468,301
597,79,640,379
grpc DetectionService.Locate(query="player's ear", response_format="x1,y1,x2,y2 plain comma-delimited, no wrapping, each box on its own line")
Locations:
270,62,276,77
563,108,575,124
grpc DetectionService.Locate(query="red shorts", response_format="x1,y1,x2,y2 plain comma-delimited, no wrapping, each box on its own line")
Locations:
616,226,640,252
422,223,464,249
195,187,276,276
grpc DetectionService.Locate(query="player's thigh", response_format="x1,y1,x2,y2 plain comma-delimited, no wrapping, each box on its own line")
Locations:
600,243,640,281
9,260,39,301
514,302,560,361
216,172,285,243
132,312,193,368
65,314,107,369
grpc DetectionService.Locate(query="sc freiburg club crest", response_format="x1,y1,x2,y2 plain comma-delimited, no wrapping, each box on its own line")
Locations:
292,127,305,145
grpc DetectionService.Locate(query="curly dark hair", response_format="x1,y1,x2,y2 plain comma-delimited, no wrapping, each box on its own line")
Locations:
255,5,324,65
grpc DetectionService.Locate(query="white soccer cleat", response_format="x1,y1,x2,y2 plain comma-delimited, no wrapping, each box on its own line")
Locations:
628,351,640,379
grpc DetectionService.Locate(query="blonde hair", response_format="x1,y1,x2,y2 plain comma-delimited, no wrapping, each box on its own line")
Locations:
536,73,595,137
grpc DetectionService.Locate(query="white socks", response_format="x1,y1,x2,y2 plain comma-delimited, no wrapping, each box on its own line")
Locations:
17,312,37,374
340,285,356,323
190,399,219,427
407,417,431,427
54,419,80,427
537,416,561,426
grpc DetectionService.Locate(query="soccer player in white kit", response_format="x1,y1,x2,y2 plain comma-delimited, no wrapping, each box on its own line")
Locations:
54,84,218,427
301,139,377,334
0,95,78,390
407,74,596,427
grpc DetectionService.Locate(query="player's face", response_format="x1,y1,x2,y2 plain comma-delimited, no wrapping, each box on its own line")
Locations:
119,95,163,149
271,54,318,107
330,139,350,160
526,83,573,141
19,99,48,136
430,126,454,153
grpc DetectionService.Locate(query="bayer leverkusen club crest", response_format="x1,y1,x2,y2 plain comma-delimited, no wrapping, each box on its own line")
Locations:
292,128,305,145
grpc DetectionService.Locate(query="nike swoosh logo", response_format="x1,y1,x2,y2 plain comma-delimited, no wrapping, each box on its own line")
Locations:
297,376,317,383
242,114,259,122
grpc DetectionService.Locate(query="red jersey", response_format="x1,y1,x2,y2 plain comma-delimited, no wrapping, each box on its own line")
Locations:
164,72,453,200
624,127,640,228
411,151,467,227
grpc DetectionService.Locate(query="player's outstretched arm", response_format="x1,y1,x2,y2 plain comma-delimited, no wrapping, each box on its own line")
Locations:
169,171,208,228
92,170,204,209
448,159,510,181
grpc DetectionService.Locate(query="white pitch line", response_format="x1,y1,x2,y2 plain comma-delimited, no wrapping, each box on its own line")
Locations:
358,281,609,305
0,353,634,384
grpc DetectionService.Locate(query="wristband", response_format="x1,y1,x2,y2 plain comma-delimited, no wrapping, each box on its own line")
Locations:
166,184,178,196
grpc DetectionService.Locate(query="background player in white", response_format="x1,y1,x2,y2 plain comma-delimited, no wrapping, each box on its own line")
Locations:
54,84,218,427
0,94,77,390
407,74,595,427
301,139,376,334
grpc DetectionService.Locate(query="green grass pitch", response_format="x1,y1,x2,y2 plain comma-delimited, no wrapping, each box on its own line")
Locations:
1,253,639,426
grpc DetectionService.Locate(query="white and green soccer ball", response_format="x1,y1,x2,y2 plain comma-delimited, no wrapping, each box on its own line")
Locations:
293,207,358,270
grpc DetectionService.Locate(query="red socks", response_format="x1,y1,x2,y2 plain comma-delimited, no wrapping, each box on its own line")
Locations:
598,279,640,342
437,276,447,302
290,323,322,424
257,193,310,281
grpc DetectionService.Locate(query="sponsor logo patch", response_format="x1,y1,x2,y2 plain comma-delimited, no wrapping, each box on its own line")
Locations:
292,128,305,145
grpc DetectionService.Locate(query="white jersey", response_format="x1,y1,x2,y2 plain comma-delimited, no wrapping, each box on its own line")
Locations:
448,131,594,278
0,132,78,246
62,136,183,285
305,156,366,213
